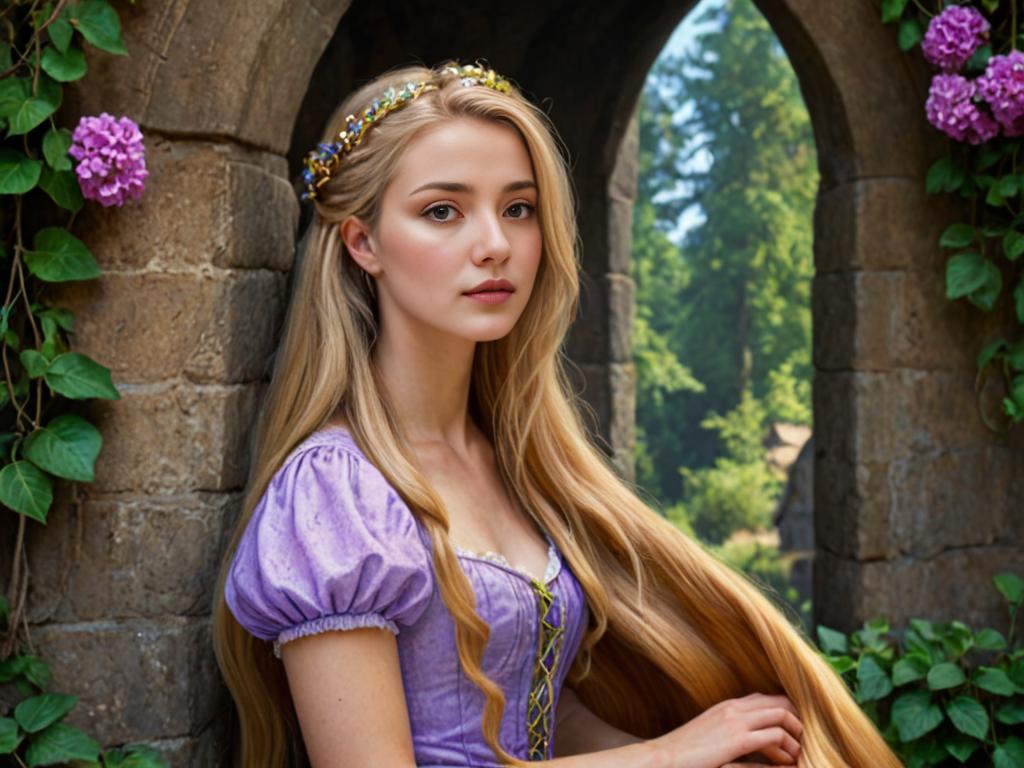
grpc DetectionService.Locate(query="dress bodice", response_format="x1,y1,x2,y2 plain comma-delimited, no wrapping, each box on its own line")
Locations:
225,426,591,765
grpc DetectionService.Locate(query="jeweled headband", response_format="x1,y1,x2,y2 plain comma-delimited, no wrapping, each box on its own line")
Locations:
300,61,513,203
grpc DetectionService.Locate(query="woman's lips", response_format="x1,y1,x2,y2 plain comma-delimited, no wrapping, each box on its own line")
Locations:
464,290,513,304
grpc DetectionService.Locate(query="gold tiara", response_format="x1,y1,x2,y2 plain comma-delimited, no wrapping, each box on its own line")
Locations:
300,61,512,202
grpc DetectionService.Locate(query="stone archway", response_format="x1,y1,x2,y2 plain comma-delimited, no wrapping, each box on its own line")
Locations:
6,0,1020,762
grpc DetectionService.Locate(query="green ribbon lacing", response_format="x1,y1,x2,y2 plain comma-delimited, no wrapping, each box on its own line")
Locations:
525,578,566,760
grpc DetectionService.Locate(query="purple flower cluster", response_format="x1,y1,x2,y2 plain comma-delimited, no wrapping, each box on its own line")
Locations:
919,6,1024,145
977,50,1024,137
68,112,148,207
922,5,990,72
926,74,999,144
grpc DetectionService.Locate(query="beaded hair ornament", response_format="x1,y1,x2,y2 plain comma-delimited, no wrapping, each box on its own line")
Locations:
300,61,513,203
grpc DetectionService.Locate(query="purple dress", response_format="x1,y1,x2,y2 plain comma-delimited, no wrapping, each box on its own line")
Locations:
225,426,591,766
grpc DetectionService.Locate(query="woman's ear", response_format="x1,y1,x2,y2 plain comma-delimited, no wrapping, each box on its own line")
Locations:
339,217,382,277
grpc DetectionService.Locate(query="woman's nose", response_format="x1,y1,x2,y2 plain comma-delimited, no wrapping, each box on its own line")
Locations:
471,212,512,262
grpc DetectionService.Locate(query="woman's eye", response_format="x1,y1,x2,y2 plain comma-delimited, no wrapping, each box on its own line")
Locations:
425,204,457,222
507,202,535,218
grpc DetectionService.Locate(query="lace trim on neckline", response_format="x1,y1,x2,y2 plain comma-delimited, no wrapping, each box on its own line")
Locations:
453,535,560,585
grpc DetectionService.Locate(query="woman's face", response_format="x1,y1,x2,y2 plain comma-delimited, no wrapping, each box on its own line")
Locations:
361,116,542,345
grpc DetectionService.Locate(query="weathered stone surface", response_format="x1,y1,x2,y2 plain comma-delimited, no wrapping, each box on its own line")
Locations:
86,382,264,494
813,269,1007,372
569,273,635,366
25,617,225,748
25,490,243,623
69,138,296,273
130,722,231,768
48,270,287,385
815,546,1024,635
815,177,967,274
65,0,352,155
816,369,992,465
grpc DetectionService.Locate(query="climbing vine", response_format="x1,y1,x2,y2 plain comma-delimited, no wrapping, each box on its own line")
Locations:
0,0,166,765
882,0,1024,433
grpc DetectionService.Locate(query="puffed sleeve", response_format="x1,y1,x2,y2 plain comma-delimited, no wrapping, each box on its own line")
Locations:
224,440,436,658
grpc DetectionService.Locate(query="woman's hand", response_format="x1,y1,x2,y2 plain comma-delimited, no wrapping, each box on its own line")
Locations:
647,692,804,768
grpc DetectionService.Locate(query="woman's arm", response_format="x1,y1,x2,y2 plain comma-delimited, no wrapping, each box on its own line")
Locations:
553,685,646,756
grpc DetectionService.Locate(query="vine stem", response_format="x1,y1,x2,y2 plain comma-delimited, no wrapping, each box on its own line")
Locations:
910,0,934,19
1,514,26,659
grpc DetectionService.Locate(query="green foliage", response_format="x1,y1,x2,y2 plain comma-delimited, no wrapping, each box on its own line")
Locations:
881,2,1024,430
0,1,164,765
633,0,816,513
814,572,1024,767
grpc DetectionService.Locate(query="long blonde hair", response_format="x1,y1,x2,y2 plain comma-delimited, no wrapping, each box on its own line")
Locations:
211,62,901,767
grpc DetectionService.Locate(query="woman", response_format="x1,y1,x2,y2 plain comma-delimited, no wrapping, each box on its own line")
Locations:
211,61,901,767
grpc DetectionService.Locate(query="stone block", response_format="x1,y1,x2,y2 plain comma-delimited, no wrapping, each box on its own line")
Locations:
26,616,225,748
815,177,967,274
86,381,263,494
69,139,297,273
47,270,287,385
813,269,1005,372
814,546,1024,635
25,490,243,623
66,1,350,155
569,272,635,365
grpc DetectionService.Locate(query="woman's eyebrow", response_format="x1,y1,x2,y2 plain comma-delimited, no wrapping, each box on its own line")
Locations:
408,180,537,196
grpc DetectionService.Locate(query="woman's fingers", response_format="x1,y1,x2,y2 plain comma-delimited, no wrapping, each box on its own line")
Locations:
743,726,801,763
747,706,804,741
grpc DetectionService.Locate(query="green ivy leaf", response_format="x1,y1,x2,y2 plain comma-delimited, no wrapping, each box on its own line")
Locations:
966,43,993,72
998,175,1021,198
893,654,930,686
24,721,99,766
897,17,924,50
0,42,11,71
103,745,168,767
69,0,128,56
34,306,74,333
14,693,77,734
946,252,989,298
940,223,977,249
1005,230,1024,261
892,690,944,742
825,654,857,675
2,73,61,137
37,165,84,213
946,695,989,740
43,353,119,400
0,148,43,195
817,624,848,655
997,700,1024,725
976,628,1008,650
943,731,980,763
23,415,102,482
979,338,1009,369
927,155,955,195
0,716,22,753
20,655,51,690
0,460,53,523
928,661,966,690
19,350,49,379
40,40,87,82
967,259,1003,311
975,666,1017,696
23,228,100,282
881,0,908,23
858,655,894,701
41,127,73,171
1014,278,1024,324
995,572,1024,605
1010,342,1024,372
994,736,1024,768
48,13,74,54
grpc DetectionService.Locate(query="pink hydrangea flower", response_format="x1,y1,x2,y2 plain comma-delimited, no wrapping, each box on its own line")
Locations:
68,112,148,207
925,73,999,144
922,5,990,73
977,50,1024,138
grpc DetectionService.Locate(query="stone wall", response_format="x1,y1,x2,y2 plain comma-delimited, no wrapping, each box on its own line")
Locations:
0,0,1020,763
